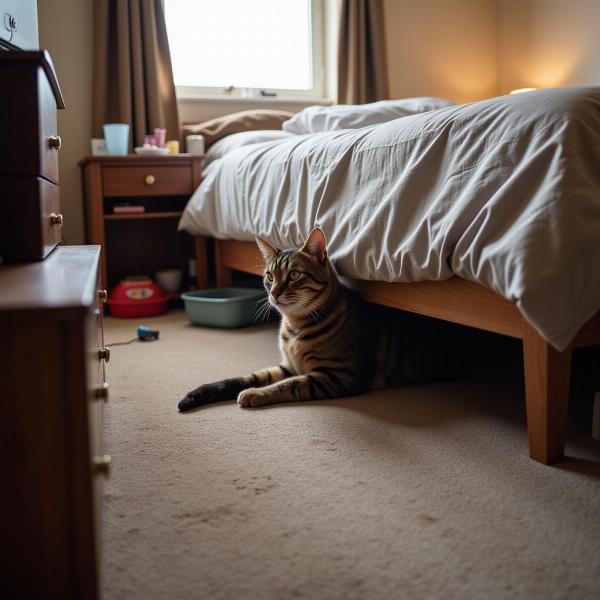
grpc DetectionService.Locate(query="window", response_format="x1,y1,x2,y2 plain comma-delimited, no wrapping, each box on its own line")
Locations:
164,0,325,100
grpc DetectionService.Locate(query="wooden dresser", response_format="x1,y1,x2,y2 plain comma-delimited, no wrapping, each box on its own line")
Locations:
0,50,65,262
0,43,105,598
0,246,106,599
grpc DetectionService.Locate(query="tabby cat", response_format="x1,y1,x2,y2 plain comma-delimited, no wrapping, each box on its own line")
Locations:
178,228,457,411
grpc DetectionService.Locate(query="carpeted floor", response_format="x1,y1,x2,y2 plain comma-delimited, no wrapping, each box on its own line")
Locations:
101,310,600,600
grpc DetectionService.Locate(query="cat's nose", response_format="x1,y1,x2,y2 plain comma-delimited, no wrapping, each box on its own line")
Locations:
271,289,281,300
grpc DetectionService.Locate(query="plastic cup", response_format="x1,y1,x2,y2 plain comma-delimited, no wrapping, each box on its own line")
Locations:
154,128,166,147
103,123,129,155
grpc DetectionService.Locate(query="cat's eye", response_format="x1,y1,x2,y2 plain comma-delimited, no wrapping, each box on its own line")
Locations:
266,272,274,282
289,270,301,281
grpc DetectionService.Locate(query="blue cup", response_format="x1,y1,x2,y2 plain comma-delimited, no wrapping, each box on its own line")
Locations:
103,123,129,155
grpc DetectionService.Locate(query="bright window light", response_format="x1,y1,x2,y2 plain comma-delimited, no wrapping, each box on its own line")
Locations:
165,0,313,90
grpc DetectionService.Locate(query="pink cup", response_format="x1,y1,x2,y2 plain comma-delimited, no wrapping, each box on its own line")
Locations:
154,128,166,147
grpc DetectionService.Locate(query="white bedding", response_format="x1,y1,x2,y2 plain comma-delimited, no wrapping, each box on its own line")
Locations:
179,87,600,350
203,130,294,168
283,97,456,134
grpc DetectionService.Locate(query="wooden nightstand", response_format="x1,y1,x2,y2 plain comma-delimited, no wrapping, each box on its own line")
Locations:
79,155,207,292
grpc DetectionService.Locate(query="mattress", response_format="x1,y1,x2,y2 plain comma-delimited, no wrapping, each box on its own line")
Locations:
179,87,600,350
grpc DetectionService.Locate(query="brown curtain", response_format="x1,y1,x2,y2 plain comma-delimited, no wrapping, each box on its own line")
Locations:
337,0,389,104
92,0,180,148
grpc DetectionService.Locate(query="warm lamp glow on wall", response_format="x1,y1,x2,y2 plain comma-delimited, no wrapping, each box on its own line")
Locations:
510,87,538,94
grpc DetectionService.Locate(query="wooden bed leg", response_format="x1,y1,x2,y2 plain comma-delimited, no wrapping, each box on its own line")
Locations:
214,239,233,287
194,235,209,289
522,323,572,464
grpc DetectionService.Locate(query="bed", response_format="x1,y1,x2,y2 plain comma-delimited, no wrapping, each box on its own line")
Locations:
179,89,600,464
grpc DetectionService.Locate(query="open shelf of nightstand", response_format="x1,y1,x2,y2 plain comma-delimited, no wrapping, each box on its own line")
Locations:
103,211,182,221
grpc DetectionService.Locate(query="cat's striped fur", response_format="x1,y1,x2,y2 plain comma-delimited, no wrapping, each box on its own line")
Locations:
178,228,457,411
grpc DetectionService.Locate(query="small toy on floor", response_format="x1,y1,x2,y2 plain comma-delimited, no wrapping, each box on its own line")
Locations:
137,325,159,341
108,325,160,346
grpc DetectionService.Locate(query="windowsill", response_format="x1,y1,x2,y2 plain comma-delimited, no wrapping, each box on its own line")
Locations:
177,94,332,106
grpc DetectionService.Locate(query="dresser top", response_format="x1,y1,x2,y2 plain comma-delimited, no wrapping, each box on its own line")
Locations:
0,246,100,313
0,49,65,108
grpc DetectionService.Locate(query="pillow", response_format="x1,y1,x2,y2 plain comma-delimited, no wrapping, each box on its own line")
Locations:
283,98,456,134
204,130,294,167
183,109,294,149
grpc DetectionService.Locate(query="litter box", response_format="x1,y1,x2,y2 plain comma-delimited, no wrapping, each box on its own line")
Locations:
181,288,266,328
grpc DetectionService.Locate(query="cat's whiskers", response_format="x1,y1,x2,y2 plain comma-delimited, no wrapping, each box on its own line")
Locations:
253,297,274,324
292,297,324,323
300,297,328,322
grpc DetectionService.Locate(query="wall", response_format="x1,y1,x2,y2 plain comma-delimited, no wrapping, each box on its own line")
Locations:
383,0,498,103
38,0,93,245
497,0,600,94
381,0,600,103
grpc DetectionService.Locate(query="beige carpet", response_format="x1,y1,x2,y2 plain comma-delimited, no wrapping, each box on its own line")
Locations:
101,310,600,600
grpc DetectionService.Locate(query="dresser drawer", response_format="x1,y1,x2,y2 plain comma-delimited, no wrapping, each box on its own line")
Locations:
102,165,193,197
0,177,62,262
38,69,60,184
40,178,62,255
87,295,107,464
0,54,61,184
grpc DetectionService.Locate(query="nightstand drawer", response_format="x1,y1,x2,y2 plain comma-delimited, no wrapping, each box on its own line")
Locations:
102,165,193,197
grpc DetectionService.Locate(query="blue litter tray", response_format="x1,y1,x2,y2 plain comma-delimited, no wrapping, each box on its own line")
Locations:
181,288,266,328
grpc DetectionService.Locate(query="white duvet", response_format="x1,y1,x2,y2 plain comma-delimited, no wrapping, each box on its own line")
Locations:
179,87,600,350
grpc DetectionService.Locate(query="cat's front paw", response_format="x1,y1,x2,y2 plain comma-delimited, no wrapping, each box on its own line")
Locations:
237,388,270,408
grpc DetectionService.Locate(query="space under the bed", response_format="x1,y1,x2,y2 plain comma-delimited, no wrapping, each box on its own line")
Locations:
194,236,600,466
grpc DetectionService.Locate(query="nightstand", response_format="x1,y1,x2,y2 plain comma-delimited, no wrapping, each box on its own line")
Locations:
79,155,207,293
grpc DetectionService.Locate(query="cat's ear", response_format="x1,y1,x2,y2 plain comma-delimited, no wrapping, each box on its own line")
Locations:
300,228,327,264
255,236,279,263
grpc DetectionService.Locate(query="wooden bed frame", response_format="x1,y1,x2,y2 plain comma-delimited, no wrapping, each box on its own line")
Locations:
194,236,600,465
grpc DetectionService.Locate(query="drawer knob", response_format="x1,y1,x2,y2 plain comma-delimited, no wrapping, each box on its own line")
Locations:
50,213,64,227
98,346,111,362
98,289,108,303
93,454,112,474
48,135,62,150
145,174,156,186
93,382,110,402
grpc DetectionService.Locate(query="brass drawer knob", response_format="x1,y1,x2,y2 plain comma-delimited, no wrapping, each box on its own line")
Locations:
50,213,63,227
98,289,108,303
48,135,62,150
93,454,112,474
93,382,110,402
145,174,156,186
98,346,111,362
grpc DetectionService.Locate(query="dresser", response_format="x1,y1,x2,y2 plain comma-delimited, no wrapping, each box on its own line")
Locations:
0,246,106,599
0,47,105,599
0,50,65,262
